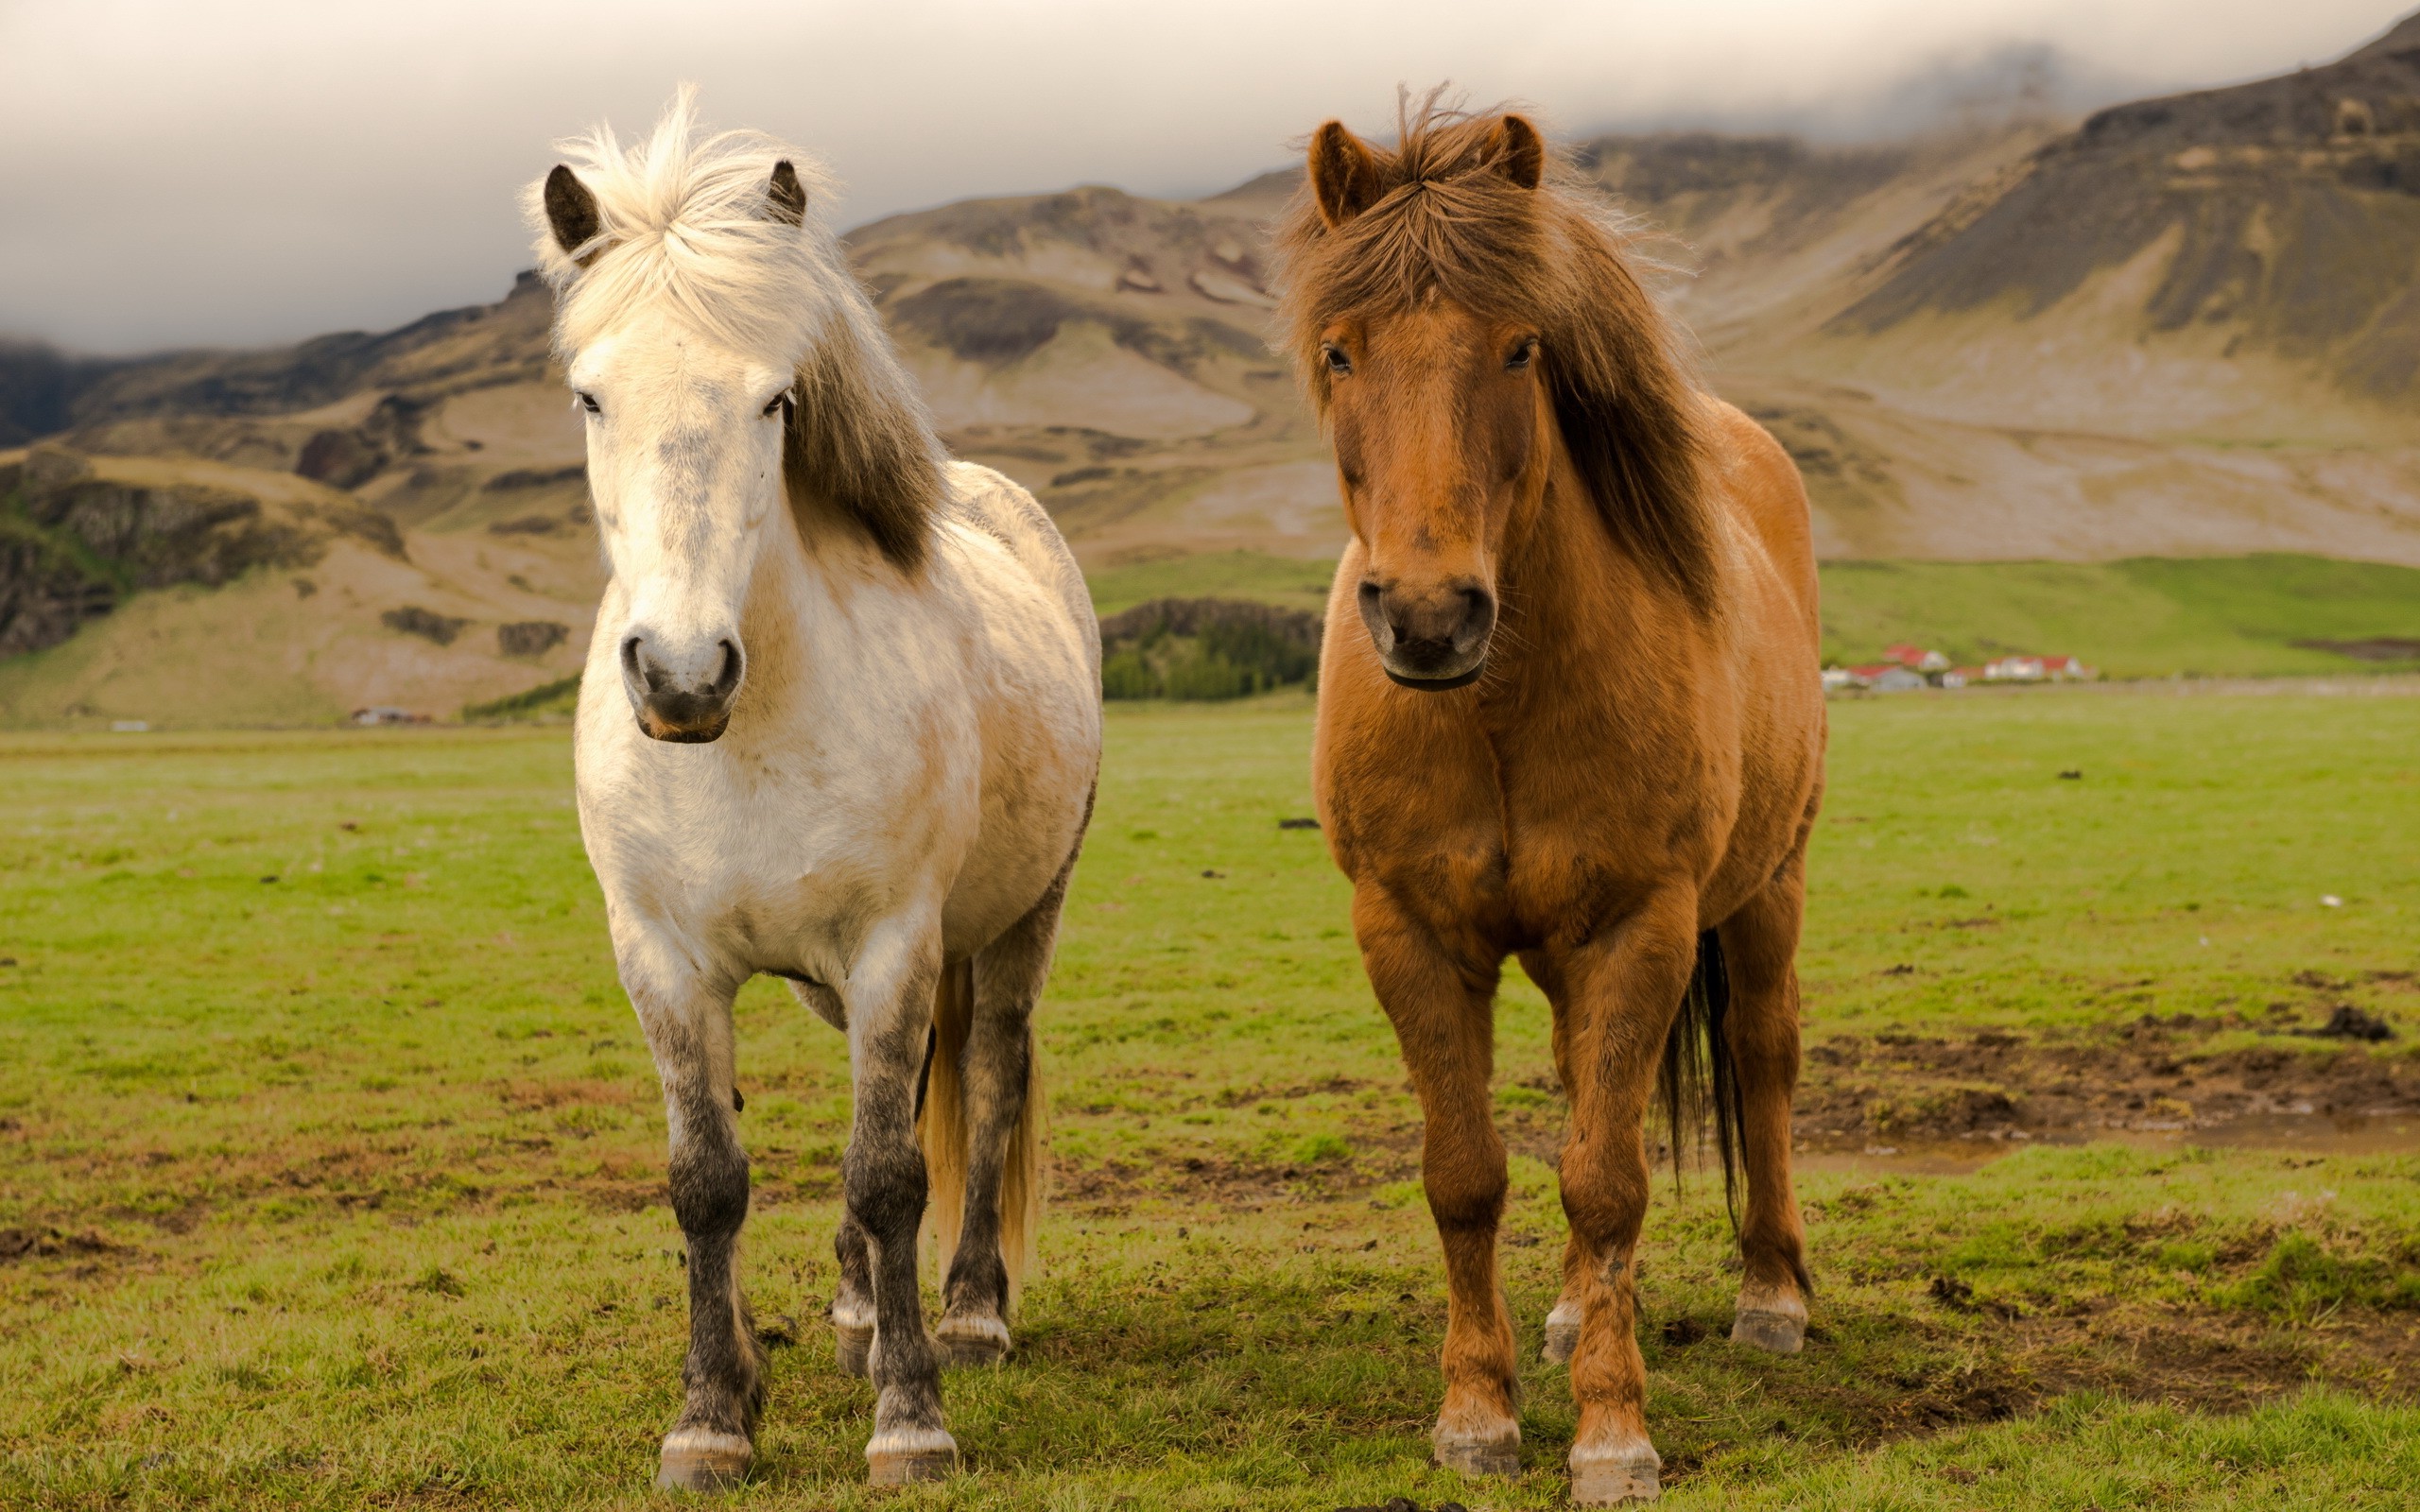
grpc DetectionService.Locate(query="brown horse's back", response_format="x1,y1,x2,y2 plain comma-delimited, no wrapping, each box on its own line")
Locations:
1703,398,1820,644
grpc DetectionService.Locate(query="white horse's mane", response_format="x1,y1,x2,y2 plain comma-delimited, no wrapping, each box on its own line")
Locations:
526,86,845,357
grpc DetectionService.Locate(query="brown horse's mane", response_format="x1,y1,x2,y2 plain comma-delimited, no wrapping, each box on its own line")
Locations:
1274,96,1717,610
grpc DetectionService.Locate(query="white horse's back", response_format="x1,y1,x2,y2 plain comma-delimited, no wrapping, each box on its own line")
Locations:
940,462,1098,678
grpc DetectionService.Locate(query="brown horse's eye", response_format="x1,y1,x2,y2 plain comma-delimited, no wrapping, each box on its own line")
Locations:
1322,344,1353,377
1506,339,1538,372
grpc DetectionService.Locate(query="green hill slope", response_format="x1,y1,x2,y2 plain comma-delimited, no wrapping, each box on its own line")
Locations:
1819,555,2420,677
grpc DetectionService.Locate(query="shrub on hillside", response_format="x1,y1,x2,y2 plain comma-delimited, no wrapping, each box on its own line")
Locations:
1097,596,1321,700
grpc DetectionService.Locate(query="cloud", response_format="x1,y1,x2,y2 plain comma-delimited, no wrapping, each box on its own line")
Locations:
0,0,2402,351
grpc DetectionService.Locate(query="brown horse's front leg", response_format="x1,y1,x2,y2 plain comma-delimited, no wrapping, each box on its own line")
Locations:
1548,893,1701,1505
1352,885,1519,1479
1519,949,1589,1365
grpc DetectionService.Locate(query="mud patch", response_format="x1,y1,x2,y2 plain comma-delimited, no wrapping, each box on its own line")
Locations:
1055,1148,1391,1216
1796,1017,2420,1148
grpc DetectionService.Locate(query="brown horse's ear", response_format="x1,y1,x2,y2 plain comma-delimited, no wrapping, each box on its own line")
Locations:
1492,114,1546,190
1309,120,1381,228
544,165,603,261
768,160,806,226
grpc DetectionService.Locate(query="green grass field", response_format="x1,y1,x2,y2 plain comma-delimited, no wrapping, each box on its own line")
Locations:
1079,551,2420,681
2,692,2417,1508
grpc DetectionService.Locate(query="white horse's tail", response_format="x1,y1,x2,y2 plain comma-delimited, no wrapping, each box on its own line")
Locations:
920,957,1043,1304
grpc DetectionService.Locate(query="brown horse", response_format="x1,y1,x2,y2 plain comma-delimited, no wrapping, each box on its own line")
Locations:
1280,101,1825,1505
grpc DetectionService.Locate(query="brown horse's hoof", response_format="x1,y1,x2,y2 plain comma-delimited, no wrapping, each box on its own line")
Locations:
835,1320,873,1378
654,1428,751,1493
934,1314,1010,1367
1571,1448,1662,1504
1542,1298,1582,1363
1732,1308,1806,1355
1434,1428,1520,1478
865,1428,959,1486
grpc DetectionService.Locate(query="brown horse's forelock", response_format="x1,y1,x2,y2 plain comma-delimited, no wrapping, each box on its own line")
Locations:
1275,104,1718,611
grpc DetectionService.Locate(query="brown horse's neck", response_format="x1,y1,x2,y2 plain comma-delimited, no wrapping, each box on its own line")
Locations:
1484,426,1661,707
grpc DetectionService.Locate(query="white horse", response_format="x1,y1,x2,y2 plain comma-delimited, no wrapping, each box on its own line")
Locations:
526,92,1100,1491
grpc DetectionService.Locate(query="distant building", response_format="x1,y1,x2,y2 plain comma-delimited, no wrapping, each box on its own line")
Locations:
352,707,429,726
1884,643,1952,673
1982,654,2098,683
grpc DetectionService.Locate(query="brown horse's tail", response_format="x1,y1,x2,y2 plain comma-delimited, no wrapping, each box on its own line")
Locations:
918,958,1043,1305
1656,927,1743,1226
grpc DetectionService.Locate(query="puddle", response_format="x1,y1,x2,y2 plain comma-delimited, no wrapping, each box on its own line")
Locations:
1794,1111,2420,1177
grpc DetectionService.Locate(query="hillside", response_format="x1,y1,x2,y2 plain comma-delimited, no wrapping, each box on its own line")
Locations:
6,13,2420,723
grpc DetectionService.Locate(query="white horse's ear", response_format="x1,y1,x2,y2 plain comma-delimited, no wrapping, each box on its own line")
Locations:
544,165,604,263
768,161,806,226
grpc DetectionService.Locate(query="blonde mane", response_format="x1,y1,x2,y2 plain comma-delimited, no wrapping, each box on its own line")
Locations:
525,88,943,569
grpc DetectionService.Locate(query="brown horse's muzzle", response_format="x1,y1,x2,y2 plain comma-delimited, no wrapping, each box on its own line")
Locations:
1357,576,1496,691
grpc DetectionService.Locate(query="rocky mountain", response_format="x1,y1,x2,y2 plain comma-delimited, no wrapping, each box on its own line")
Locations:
6,11,2420,725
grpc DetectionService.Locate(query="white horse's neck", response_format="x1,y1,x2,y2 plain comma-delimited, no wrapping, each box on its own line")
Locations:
726,491,926,730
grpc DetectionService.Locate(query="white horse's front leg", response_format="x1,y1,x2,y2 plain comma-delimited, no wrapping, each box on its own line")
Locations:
615,927,764,1492
840,915,958,1486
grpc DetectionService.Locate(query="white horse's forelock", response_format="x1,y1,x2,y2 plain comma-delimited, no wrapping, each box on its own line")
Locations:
524,85,844,359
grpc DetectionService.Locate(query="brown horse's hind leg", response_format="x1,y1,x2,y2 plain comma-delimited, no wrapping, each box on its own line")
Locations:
1354,886,1520,1479
1716,862,1813,1355
1519,949,1587,1366
1549,893,1701,1505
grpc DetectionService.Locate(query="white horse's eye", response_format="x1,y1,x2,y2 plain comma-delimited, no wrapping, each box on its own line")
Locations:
763,392,791,420
577,391,602,415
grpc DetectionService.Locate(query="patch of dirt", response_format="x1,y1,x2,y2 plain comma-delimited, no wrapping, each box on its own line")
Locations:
1796,1015,2420,1146
0,1227,129,1263
2293,637,2420,662
1054,1149,1385,1216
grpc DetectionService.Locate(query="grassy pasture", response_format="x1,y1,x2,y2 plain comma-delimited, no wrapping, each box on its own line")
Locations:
1,691,2417,1508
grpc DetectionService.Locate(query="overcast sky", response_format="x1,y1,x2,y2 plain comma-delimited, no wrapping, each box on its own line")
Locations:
1,0,2406,353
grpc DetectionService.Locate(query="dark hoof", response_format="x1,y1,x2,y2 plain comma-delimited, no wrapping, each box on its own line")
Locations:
1434,1433,1519,1478
1542,1299,1581,1364
1571,1449,1662,1504
655,1429,751,1493
865,1429,958,1486
835,1320,873,1378
1732,1308,1806,1355
935,1314,1010,1367
1567,1441,1665,1500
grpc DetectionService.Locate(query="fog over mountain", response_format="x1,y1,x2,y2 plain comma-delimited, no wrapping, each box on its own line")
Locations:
0,0,2403,352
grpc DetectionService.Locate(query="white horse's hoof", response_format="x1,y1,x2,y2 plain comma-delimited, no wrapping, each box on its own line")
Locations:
935,1313,1011,1367
1732,1308,1806,1354
1542,1297,1582,1363
1434,1426,1520,1478
655,1428,751,1492
1571,1443,1662,1504
865,1427,958,1485
833,1302,874,1377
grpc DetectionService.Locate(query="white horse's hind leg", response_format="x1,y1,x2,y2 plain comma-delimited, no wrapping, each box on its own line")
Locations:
841,924,958,1486
831,1213,875,1377
625,970,766,1493
935,859,1072,1365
